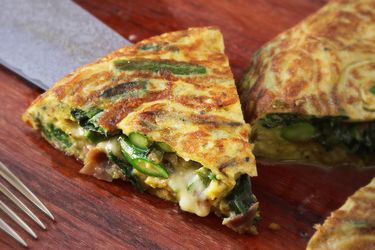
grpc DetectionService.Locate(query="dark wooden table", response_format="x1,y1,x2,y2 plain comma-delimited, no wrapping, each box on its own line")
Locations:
1,0,374,249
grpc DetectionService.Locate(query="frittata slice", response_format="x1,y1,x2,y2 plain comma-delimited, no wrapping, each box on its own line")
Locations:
22,27,259,233
307,177,375,250
239,0,375,167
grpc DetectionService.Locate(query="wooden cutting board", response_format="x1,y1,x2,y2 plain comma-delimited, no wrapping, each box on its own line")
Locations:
1,0,374,249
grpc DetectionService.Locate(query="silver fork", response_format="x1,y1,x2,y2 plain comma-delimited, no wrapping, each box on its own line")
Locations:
0,161,54,247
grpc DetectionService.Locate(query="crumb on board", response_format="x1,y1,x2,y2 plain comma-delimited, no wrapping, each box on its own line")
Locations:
268,222,281,231
128,34,137,42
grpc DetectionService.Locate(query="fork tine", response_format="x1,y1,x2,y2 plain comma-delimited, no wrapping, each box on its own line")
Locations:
0,218,28,247
0,161,54,221
0,200,38,239
0,182,46,230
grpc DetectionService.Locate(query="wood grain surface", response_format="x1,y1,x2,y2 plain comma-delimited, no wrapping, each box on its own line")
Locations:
1,0,374,249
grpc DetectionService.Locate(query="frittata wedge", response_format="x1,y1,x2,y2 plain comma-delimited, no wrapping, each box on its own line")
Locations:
23,27,259,233
307,177,375,250
240,0,375,167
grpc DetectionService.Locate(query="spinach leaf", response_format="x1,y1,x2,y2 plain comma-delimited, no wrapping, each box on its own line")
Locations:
225,175,257,214
71,107,105,134
37,119,72,149
71,107,102,121
84,130,106,144
49,124,72,148
114,59,207,75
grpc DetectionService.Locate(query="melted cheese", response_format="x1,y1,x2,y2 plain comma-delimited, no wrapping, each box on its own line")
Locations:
168,168,210,217
93,137,216,217
95,138,219,216
96,138,122,157
70,126,85,138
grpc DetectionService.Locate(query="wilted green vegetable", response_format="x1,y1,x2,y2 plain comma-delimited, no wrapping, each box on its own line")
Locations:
114,59,207,75
225,175,258,215
258,113,375,156
139,43,161,51
128,132,150,149
119,136,169,178
132,158,169,178
99,80,147,99
107,152,144,191
370,85,375,95
71,107,105,134
156,142,174,152
37,120,72,149
195,167,216,186
281,122,317,142
84,130,106,143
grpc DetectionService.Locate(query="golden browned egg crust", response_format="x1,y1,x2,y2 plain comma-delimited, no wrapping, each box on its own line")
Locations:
307,177,375,250
22,27,258,233
240,0,375,121
239,0,375,166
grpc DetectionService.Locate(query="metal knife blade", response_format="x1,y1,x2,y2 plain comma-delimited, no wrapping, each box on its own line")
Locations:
0,0,131,90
